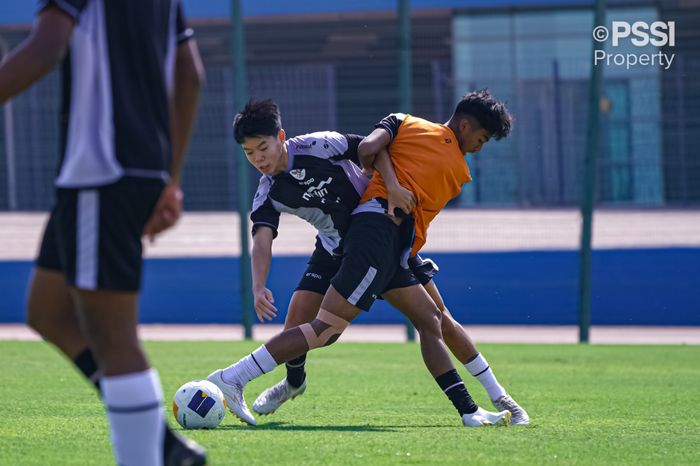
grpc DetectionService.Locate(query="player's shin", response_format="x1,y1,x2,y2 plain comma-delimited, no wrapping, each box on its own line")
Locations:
465,353,507,401
221,344,280,386
73,347,102,389
220,311,349,387
435,369,479,416
102,369,165,466
72,347,191,459
285,354,307,388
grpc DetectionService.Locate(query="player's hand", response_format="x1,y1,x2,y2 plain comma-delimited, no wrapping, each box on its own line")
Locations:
387,183,416,217
254,287,277,322
143,184,184,243
362,166,374,178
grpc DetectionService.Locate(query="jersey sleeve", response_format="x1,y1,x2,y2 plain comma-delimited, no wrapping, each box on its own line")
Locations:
331,134,363,164
375,113,406,142
38,0,89,22
289,131,364,163
176,3,195,44
250,176,280,238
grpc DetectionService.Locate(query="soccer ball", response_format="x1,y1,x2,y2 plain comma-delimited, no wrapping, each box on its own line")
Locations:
172,380,227,429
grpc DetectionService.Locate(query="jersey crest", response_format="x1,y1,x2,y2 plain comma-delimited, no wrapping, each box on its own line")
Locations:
290,169,306,180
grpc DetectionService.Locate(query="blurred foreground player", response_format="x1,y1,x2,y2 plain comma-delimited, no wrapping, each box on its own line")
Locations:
0,1,205,464
357,90,529,424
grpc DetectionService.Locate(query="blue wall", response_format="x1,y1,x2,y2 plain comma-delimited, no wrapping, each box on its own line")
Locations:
1,249,698,325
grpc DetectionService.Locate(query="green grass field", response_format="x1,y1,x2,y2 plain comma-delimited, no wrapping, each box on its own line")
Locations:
1,341,699,465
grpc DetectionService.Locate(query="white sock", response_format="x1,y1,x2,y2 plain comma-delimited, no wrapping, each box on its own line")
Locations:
464,353,507,401
222,345,278,385
101,368,165,466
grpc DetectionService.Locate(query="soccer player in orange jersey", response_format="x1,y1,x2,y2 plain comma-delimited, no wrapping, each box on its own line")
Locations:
208,90,518,427
355,89,527,424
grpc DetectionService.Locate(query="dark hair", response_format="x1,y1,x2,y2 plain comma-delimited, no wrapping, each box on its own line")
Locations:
453,89,512,140
233,99,281,143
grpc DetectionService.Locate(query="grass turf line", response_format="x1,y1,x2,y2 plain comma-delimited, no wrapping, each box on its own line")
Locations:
1,341,699,465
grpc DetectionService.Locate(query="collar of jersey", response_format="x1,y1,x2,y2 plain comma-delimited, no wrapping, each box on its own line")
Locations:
284,140,296,173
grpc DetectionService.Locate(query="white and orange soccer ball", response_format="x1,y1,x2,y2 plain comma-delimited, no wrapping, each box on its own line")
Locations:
173,380,227,429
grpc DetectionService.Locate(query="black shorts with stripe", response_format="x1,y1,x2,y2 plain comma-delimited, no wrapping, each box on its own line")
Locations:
330,212,419,311
36,177,164,292
295,238,342,295
296,240,440,296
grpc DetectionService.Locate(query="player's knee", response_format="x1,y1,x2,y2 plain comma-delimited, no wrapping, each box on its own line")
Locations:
440,309,457,335
313,320,343,347
284,306,314,330
299,309,349,350
414,306,443,334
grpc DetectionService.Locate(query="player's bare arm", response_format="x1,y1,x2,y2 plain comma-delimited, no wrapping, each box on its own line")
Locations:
359,127,416,215
357,127,391,169
0,7,74,103
251,225,278,321
144,37,205,241
169,39,205,186
372,148,416,216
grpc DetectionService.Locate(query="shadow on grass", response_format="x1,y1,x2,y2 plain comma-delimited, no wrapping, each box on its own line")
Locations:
213,421,462,432
216,421,397,432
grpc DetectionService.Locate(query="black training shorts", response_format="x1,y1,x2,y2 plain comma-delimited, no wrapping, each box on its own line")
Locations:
36,177,164,292
295,239,342,295
330,212,419,311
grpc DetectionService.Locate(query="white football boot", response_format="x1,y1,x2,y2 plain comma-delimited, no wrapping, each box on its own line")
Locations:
492,394,530,426
461,407,512,427
206,369,256,426
253,378,307,415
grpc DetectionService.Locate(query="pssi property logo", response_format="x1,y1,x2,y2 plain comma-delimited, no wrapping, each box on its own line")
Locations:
592,21,676,70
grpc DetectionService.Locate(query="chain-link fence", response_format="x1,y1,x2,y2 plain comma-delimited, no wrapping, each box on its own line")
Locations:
0,4,698,211
0,3,698,328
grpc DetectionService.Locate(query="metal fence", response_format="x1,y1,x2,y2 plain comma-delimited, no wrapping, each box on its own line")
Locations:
0,4,698,211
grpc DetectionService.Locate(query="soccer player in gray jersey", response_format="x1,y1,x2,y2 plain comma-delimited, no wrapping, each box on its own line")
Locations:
0,1,205,464
208,99,528,426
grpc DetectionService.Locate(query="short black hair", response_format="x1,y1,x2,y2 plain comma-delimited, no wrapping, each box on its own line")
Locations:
233,99,281,144
453,89,512,140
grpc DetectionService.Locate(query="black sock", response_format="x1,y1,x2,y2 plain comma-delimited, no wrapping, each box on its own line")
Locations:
73,348,102,390
73,348,179,452
435,369,478,416
286,354,307,388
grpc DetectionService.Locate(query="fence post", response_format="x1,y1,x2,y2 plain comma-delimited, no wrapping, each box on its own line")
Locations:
230,0,253,340
398,0,416,342
0,34,17,211
553,59,565,204
578,0,607,343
